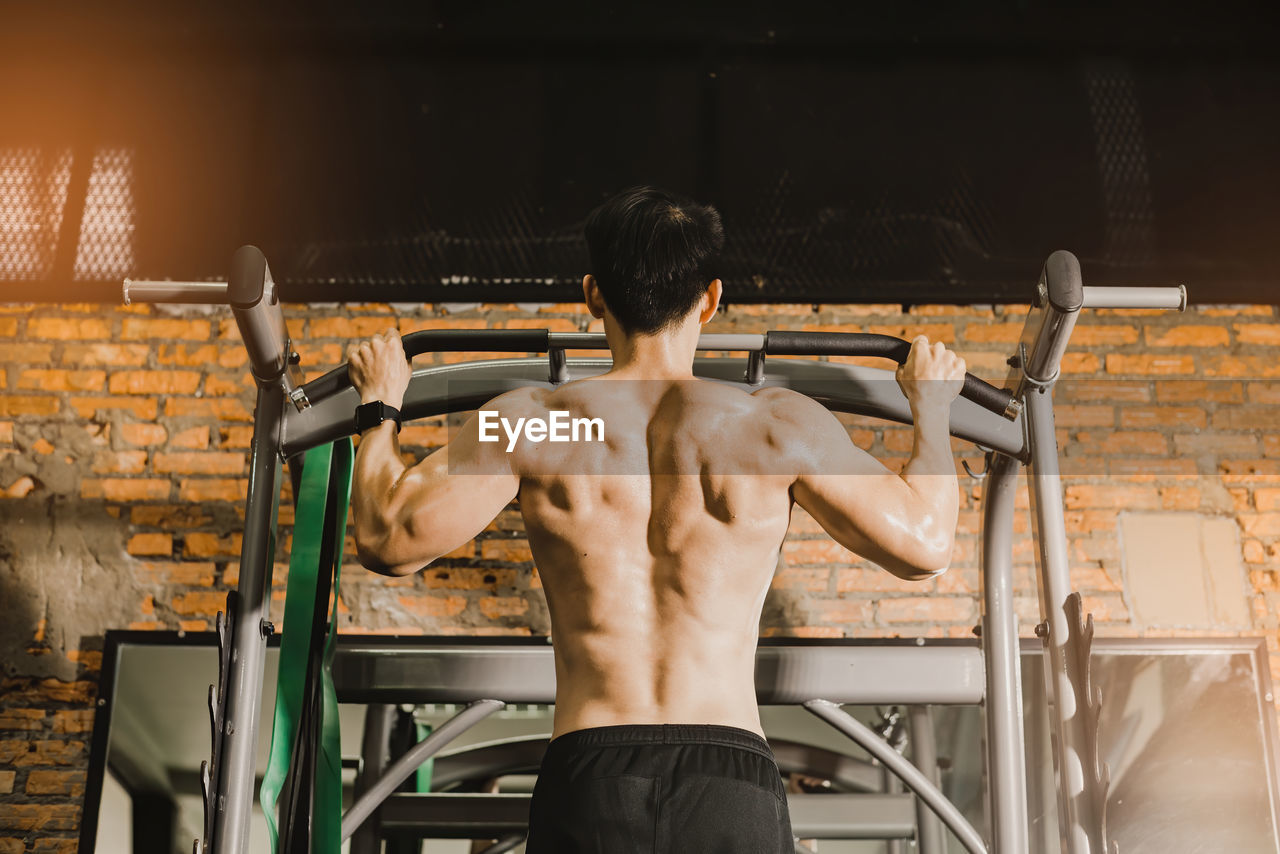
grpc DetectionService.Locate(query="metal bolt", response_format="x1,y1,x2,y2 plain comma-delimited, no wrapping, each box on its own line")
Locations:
97,698,106,707
971,623,982,637
1034,621,1049,638
260,619,275,637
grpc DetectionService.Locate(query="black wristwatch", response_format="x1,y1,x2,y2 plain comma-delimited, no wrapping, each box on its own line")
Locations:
354,401,402,435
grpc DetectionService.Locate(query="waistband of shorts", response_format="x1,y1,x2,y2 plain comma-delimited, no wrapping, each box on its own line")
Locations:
546,723,775,761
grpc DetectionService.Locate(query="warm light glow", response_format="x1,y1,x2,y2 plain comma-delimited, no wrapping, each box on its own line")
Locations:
0,147,72,279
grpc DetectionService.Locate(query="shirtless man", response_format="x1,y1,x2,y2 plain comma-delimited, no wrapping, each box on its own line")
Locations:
347,186,966,853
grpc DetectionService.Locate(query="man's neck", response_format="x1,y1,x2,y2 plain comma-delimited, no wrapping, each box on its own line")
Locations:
606,326,698,380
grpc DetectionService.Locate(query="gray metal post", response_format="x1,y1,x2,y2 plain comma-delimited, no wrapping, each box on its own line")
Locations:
351,704,396,854
209,387,283,854
1024,388,1106,854
979,452,1030,853
908,705,945,854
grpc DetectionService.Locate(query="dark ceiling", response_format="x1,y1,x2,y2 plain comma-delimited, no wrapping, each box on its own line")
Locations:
2,1,1278,304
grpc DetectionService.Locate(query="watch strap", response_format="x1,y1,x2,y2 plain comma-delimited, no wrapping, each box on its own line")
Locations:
354,401,402,434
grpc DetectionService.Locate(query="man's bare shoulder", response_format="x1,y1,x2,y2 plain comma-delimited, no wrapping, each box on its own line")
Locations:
750,385,837,430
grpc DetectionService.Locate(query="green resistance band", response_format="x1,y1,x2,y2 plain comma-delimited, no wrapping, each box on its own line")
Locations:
260,438,352,854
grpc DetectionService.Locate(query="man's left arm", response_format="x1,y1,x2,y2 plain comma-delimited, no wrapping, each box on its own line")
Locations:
348,330,520,576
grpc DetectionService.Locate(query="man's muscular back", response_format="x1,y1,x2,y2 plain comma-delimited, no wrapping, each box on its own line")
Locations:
504,377,800,738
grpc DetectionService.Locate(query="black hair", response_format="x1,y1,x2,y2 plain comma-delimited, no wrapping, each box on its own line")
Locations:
584,186,725,335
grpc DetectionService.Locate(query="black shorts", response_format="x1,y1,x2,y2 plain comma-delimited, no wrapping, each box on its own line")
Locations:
525,723,794,854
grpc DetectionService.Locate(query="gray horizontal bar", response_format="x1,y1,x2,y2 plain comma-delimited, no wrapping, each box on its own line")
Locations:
1081,284,1186,311
282,356,1024,457
378,792,918,840
331,643,986,705
550,332,766,351
121,279,230,304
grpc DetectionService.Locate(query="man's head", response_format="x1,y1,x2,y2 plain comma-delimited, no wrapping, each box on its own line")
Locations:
583,186,724,336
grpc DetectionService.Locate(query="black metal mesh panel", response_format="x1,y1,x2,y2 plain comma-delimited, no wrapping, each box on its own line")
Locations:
1086,63,1156,267
73,148,136,281
0,148,72,280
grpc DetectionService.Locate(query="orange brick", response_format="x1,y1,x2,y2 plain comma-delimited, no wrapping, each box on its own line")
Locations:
153,451,245,475
1056,405,1115,427
16,369,105,392
1060,352,1102,374
1105,354,1195,375
1212,407,1280,431
1059,380,1150,403
218,425,255,449
108,370,201,395
0,342,55,363
68,396,157,420
0,710,44,731
120,317,211,340
834,567,917,593
479,539,533,562
1119,406,1206,429
184,532,243,558
80,478,170,501
309,316,397,339
31,438,53,455
1069,325,1139,346
24,770,85,797
811,598,874,624
91,450,147,475
878,596,974,623
479,596,529,618
59,343,149,366
1204,356,1280,378
49,710,94,734
1155,379,1243,403
203,374,253,397
397,594,468,618
172,591,230,616
1074,430,1169,456
959,322,1022,343
1144,325,1230,348
8,739,85,767
1233,323,1280,345
28,317,111,339
0,317,15,336
772,568,833,592
782,539,857,565
1064,485,1160,510
0,422,15,445
164,398,252,420
0,804,80,831
178,479,247,502
424,568,516,589
503,317,579,332
0,396,59,416
126,533,172,556
1174,433,1259,457
119,423,167,447
170,425,210,449
156,343,220,366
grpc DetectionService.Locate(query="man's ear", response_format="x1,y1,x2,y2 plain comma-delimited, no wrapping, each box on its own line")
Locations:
583,274,607,319
697,279,723,326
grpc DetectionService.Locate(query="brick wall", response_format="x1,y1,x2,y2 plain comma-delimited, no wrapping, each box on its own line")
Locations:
1,299,1278,846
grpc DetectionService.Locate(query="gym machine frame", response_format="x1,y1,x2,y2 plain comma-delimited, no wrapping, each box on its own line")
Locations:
124,247,1186,854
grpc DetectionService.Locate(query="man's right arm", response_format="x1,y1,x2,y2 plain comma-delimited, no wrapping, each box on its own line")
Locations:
776,336,966,581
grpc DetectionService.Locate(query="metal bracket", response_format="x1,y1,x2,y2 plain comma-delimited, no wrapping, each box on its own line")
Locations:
1063,592,1118,854
548,347,568,384
746,350,766,385
199,592,238,853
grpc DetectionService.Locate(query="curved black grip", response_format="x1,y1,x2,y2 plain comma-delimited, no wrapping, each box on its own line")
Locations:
764,331,1016,418
302,329,551,402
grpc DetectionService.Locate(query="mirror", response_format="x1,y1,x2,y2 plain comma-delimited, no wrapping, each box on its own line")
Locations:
82,635,1280,853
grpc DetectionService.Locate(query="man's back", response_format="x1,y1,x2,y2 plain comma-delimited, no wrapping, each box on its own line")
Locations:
505,377,798,738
